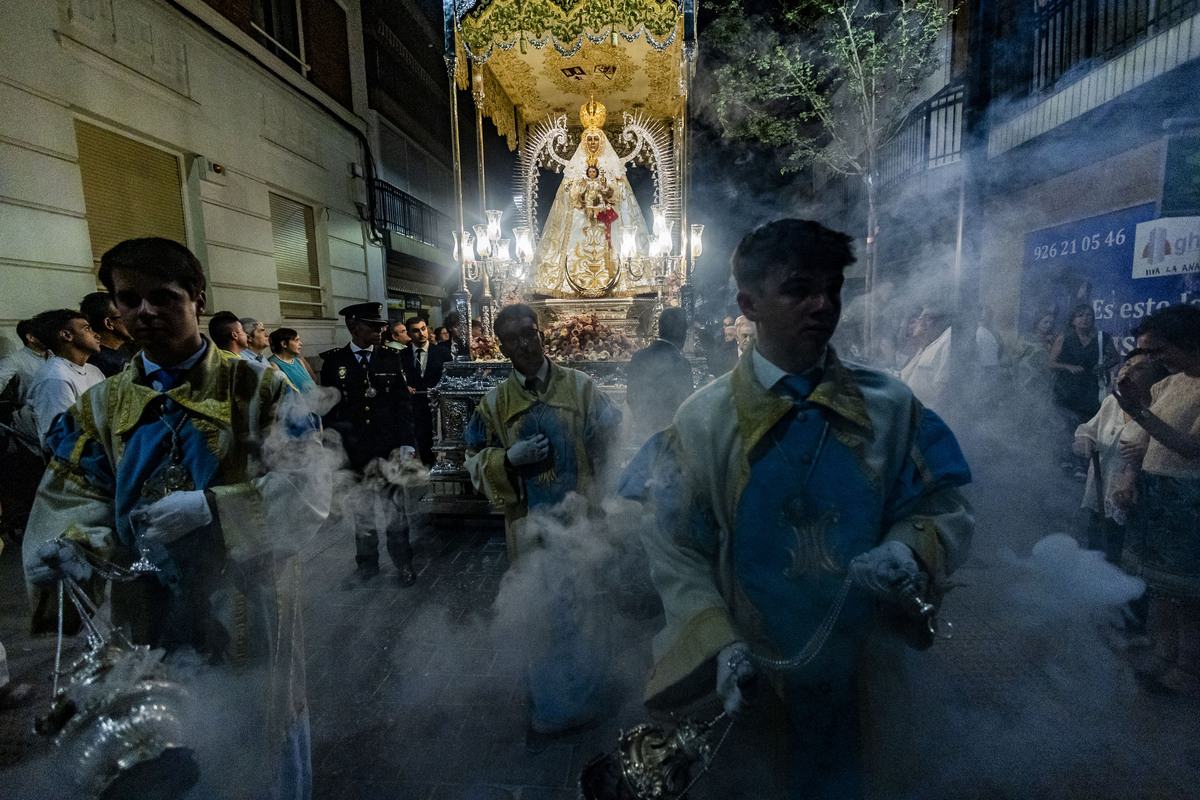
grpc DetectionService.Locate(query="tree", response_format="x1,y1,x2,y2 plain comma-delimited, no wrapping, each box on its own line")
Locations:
703,0,952,349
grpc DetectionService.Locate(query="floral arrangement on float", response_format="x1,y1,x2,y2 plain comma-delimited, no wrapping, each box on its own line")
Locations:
470,333,502,360
544,313,638,361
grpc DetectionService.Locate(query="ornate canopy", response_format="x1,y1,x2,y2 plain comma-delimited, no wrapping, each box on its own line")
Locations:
448,0,689,149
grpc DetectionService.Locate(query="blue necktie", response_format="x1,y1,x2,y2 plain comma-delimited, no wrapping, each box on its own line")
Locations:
776,372,820,402
147,368,186,392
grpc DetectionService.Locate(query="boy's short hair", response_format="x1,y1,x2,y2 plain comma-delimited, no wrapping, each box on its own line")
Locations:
99,238,205,298
208,311,242,347
732,219,855,291
30,309,86,356
79,292,116,331
493,304,538,338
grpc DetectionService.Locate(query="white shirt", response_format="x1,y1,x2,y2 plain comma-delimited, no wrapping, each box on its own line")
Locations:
412,343,430,376
28,355,104,448
975,326,1002,367
751,347,829,395
901,326,952,409
0,346,47,401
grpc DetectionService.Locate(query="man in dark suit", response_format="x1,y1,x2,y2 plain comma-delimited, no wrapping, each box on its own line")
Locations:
438,311,467,361
320,302,419,586
625,307,695,444
399,316,449,466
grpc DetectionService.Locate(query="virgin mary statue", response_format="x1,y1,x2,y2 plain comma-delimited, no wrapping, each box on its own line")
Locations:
528,98,655,298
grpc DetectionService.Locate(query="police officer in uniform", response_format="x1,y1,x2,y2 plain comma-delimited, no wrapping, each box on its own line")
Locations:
321,303,419,586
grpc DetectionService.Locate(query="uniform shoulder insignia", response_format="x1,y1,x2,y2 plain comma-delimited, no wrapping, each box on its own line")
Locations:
319,347,342,359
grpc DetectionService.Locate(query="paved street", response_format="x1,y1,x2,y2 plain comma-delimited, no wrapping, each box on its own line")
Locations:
1,450,1198,799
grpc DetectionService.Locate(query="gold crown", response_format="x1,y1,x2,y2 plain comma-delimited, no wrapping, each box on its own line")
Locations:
580,96,607,130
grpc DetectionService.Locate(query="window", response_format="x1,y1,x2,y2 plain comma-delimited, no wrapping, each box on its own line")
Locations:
252,0,305,70
269,192,323,319
74,120,188,269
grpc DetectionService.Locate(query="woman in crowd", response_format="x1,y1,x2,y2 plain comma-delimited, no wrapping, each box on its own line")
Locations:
268,328,318,391
1075,349,1168,562
433,326,448,344
1014,310,1057,396
1113,304,1200,697
1050,304,1119,471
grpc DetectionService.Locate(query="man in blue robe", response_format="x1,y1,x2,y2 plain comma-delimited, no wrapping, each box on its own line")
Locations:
622,220,973,798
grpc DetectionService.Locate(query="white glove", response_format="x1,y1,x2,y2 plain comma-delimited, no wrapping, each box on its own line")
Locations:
507,434,549,467
28,539,93,586
716,641,755,715
849,540,925,601
131,491,213,546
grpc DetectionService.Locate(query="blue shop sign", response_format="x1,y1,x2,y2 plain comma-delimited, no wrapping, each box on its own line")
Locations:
1020,203,1200,352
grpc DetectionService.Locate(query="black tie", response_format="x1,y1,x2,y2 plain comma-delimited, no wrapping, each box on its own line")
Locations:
525,375,539,395
357,350,370,367
417,347,426,377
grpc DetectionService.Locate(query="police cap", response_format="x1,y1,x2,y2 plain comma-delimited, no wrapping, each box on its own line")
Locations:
339,302,387,325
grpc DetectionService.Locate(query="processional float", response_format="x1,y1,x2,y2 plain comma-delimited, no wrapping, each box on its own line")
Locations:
426,0,704,514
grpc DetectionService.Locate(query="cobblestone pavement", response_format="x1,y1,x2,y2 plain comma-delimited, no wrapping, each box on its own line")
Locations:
2,465,1199,799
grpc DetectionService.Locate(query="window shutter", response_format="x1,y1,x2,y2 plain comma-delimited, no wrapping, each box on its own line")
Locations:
74,120,188,270
269,192,323,318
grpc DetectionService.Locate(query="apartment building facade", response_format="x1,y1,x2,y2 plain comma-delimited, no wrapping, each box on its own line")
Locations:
0,0,383,356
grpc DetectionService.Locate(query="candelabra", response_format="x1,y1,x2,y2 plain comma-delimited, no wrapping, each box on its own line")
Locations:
453,210,534,341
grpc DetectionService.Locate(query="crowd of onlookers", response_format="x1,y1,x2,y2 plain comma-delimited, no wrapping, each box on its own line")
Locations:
0,296,465,541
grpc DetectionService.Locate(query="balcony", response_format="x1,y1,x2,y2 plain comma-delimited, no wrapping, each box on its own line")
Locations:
879,84,965,189
371,178,450,250
1010,0,1200,95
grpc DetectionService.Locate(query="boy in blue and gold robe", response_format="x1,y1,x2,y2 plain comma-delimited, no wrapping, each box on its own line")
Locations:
23,238,328,799
622,220,973,798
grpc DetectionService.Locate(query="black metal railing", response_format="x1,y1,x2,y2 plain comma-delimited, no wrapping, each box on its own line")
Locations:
1032,0,1199,91
371,178,450,250
879,84,964,188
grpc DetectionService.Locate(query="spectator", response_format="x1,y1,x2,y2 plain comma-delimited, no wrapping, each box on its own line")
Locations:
1074,350,1167,563
706,316,738,376
268,328,318,392
80,291,132,377
900,303,953,412
1113,304,1200,697
733,314,755,357
383,319,410,351
626,307,694,442
399,316,449,465
1050,303,1119,446
0,320,49,539
433,326,449,344
239,317,271,366
0,318,48,448
1014,310,1057,398
439,311,467,360
27,309,103,449
209,311,249,356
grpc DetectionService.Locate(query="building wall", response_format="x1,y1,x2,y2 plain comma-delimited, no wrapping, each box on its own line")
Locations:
978,140,1163,341
0,0,382,355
